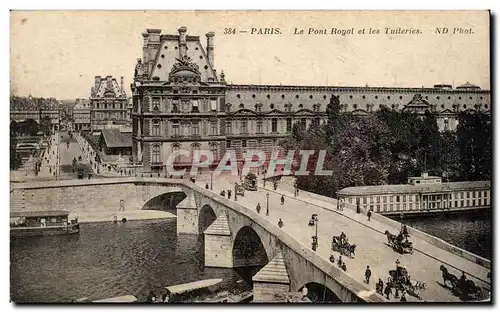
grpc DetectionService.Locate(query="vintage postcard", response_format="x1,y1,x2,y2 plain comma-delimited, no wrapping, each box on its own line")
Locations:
9,10,491,303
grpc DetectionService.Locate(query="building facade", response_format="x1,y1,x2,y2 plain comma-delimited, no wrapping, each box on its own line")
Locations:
10,96,62,132
90,76,129,131
338,173,491,216
73,98,91,131
132,27,491,173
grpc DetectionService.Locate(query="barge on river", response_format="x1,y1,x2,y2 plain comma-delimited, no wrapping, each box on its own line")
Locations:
10,210,80,237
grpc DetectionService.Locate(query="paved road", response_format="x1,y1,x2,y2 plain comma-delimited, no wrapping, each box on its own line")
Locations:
59,132,90,179
195,173,491,302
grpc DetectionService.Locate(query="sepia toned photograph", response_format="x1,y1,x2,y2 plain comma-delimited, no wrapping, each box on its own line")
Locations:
9,10,491,303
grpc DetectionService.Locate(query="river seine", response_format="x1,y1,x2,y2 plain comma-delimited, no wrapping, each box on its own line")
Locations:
10,210,490,303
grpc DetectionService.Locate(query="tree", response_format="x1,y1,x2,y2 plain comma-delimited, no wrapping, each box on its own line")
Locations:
40,116,52,135
10,120,21,170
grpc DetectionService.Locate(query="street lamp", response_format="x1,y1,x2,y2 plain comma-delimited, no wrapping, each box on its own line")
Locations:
263,170,267,188
266,192,269,216
313,215,319,248
210,171,213,190
234,183,238,201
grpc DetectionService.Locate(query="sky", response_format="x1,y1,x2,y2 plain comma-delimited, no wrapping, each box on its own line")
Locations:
10,10,490,100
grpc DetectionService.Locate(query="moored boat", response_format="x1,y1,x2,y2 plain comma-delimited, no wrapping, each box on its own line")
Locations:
10,210,80,237
166,278,223,296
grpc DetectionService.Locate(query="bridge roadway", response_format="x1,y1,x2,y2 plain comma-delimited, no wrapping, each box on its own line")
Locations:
195,174,491,302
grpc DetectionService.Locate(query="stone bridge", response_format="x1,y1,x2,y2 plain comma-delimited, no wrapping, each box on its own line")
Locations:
10,177,491,303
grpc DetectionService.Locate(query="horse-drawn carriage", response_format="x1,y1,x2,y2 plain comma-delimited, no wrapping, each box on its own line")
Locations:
439,265,484,300
385,230,414,254
243,173,258,191
387,266,427,300
331,235,357,258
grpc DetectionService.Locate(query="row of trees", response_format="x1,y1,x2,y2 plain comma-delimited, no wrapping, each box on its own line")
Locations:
10,118,53,170
281,95,492,198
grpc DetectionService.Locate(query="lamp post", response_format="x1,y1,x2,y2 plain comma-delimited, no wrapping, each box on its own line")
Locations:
234,183,238,201
314,215,319,248
263,170,267,188
210,171,213,190
266,192,269,216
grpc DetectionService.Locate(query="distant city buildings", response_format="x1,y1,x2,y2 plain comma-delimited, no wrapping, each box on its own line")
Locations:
131,27,491,173
90,75,128,131
73,98,91,131
10,95,62,132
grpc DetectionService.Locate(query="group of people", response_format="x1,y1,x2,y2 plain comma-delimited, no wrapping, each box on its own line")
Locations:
146,290,170,303
329,255,348,272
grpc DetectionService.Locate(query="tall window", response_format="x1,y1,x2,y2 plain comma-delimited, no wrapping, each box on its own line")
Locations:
241,119,248,133
210,99,217,111
152,119,160,136
192,122,199,135
210,121,217,136
191,100,199,113
182,100,190,112
152,98,160,112
271,118,278,133
257,120,263,133
172,99,180,113
226,120,232,135
286,118,292,133
152,144,161,163
172,121,180,135
444,118,449,131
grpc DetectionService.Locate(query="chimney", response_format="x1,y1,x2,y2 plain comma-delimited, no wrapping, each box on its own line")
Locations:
94,76,101,91
120,76,124,94
206,32,215,68
178,26,188,57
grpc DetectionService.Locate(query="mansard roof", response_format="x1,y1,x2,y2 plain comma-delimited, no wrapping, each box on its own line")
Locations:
144,29,218,84
91,76,126,98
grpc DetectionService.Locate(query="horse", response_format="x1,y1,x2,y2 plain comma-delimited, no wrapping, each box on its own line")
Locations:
385,230,397,244
342,244,357,258
439,265,458,289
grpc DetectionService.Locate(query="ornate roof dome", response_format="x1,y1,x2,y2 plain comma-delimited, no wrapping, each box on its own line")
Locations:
456,81,480,90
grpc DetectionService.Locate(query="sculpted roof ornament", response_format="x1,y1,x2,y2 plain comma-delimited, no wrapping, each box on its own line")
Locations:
406,93,429,107
172,55,200,73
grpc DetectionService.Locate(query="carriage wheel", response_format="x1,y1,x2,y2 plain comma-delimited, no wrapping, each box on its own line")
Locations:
474,289,482,300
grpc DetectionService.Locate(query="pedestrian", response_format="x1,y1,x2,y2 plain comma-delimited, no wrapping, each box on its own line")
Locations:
341,262,347,272
228,189,231,199
367,209,372,221
395,259,401,270
365,265,372,284
337,256,343,268
205,183,209,189
278,218,284,228
329,254,335,263
220,190,226,197
384,284,392,299
400,291,407,302
256,203,261,214
356,203,361,214
376,278,384,295
162,291,170,303
281,195,285,205
146,291,156,303
301,286,308,300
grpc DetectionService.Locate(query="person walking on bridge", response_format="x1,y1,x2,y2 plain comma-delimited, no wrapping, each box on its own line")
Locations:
281,195,285,205
256,203,261,214
278,218,284,228
367,209,372,222
365,266,372,284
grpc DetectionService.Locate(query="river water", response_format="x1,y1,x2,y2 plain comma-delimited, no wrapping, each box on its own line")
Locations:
10,211,491,303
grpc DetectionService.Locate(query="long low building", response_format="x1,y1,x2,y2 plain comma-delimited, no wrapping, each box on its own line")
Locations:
337,173,490,215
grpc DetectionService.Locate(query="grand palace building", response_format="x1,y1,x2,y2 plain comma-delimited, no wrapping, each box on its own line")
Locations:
90,75,129,131
131,27,491,173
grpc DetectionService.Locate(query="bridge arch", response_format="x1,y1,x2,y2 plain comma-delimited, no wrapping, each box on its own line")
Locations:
232,226,269,268
298,282,340,303
199,204,217,233
141,190,186,215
